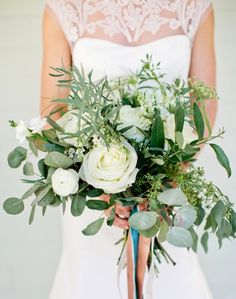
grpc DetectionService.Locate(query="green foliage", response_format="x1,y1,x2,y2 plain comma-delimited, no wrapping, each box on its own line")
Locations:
3,197,24,215
44,151,74,169
129,211,157,231
8,146,27,168
167,227,193,247
150,114,165,151
193,102,205,140
210,143,231,177
71,194,86,216
23,162,34,176
82,218,105,236
86,200,109,210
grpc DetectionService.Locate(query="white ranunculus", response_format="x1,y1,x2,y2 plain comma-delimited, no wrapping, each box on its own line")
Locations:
79,140,139,193
28,116,47,133
56,110,88,146
164,113,196,148
51,168,79,197
15,121,31,144
117,105,151,142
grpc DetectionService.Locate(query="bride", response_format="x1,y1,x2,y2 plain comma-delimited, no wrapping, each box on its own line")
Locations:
40,1,217,298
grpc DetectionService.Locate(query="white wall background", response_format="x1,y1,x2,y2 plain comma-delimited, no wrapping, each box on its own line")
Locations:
0,1,235,299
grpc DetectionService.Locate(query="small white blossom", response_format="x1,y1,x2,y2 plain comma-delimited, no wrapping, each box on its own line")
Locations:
15,121,31,144
28,116,47,133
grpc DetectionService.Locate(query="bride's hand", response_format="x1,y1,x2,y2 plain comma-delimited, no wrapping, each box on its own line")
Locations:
101,194,146,230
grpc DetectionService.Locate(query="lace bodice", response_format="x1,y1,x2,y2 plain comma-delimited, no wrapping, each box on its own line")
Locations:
46,0,213,50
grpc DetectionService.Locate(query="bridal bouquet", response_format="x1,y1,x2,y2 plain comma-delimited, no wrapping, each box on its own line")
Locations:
4,55,235,288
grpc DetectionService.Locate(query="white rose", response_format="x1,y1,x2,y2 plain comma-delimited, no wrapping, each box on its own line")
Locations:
15,121,31,144
51,168,79,197
164,113,196,148
117,105,151,142
56,110,88,146
79,140,139,193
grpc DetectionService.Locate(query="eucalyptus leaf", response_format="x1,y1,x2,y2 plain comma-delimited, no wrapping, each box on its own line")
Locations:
140,218,160,238
189,227,198,252
201,231,209,253
82,217,105,236
3,197,24,215
71,194,86,216
158,188,187,206
8,146,27,168
211,200,226,227
44,151,73,169
23,162,34,176
166,226,193,247
129,211,157,231
107,206,116,226
174,205,197,229
210,143,231,177
157,219,169,243
38,159,48,178
21,183,42,200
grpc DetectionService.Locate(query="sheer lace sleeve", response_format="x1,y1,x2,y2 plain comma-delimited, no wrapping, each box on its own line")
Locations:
45,0,214,50
45,0,82,49
183,0,214,45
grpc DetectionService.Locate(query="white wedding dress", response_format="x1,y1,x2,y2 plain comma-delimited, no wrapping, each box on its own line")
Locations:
45,1,214,298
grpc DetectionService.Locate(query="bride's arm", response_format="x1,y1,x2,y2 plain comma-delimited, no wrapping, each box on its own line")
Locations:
40,6,72,126
189,8,217,134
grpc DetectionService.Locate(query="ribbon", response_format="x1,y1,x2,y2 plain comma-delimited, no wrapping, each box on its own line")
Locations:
126,205,152,299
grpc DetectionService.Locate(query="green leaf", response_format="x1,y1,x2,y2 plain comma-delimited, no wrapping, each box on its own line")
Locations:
211,200,226,227
175,131,184,148
189,227,198,252
38,189,57,207
29,204,36,225
107,206,116,226
44,151,73,169
42,206,47,216
38,159,48,178
31,184,52,206
23,162,34,176
201,231,209,253
29,139,38,157
210,144,231,177
157,219,169,243
71,195,86,216
7,146,27,168
86,200,109,210
193,102,205,140
82,218,105,236
21,183,42,200
140,218,160,238
230,210,236,233
46,116,64,132
174,205,197,229
150,114,165,150
166,227,193,247
194,205,205,226
129,211,157,231
175,106,185,132
87,189,104,198
3,197,24,215
158,188,187,206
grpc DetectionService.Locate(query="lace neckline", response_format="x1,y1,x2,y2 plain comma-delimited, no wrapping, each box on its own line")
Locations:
46,0,213,49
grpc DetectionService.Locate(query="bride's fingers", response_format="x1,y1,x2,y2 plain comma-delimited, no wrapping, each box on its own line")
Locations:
115,204,131,218
113,215,129,230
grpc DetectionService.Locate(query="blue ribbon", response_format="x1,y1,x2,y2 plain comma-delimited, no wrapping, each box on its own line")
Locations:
130,204,140,299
